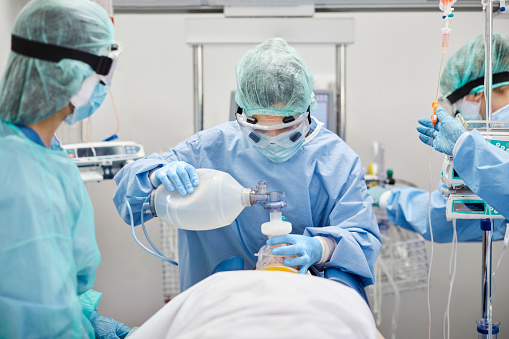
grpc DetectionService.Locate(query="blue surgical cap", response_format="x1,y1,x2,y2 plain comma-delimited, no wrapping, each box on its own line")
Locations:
235,38,317,117
0,0,115,125
440,32,509,101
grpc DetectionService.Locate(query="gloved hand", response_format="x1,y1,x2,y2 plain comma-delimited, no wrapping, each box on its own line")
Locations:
89,310,130,339
417,108,467,156
368,186,388,207
267,234,323,274
153,161,199,196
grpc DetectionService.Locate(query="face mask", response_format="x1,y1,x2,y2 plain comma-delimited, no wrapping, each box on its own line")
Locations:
255,139,305,163
65,76,109,125
455,97,481,120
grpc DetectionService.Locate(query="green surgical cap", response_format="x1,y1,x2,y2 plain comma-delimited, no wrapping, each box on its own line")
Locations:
235,37,317,117
0,0,115,125
440,32,509,100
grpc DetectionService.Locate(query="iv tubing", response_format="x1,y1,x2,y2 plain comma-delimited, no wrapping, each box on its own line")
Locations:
427,11,451,334
443,219,458,339
377,257,400,339
109,89,120,135
427,141,435,339
490,224,509,299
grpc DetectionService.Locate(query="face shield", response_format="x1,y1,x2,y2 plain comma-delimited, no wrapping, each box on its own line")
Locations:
236,107,311,149
438,95,454,116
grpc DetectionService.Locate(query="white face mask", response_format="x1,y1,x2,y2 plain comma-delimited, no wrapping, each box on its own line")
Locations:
455,97,481,120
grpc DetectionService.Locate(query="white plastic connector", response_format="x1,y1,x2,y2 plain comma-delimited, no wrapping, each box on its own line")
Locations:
441,27,452,34
261,211,292,237
241,188,254,207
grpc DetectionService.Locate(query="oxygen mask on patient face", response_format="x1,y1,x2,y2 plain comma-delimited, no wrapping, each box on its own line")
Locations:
255,244,298,273
255,204,298,273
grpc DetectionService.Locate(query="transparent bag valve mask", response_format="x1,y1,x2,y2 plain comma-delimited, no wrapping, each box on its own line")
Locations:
255,244,298,273
236,111,310,149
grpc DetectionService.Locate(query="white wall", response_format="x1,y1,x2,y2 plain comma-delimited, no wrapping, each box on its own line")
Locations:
0,0,29,68
1,3,509,338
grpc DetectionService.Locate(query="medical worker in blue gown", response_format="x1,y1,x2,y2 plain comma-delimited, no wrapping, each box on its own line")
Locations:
0,0,129,338
113,38,382,300
369,33,509,242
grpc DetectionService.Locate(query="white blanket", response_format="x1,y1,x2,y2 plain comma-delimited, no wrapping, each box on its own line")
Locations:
128,270,376,339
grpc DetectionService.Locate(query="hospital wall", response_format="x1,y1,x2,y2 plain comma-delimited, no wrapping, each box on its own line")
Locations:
1,2,509,338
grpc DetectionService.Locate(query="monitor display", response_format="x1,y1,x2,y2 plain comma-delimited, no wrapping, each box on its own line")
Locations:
77,147,94,158
95,146,124,157
453,201,485,213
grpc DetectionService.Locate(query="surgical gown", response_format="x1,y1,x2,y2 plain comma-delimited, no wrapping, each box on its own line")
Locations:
0,121,100,338
113,119,381,295
385,105,509,242
386,183,507,242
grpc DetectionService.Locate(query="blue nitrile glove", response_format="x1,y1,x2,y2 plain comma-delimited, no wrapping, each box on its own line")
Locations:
89,310,130,339
153,161,199,196
417,108,467,156
267,234,323,274
368,186,388,207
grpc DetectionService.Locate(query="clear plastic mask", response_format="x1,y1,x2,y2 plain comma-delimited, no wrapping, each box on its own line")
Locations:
236,111,310,149
255,244,298,273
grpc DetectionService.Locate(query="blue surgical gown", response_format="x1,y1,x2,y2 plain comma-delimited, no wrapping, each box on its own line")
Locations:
113,119,382,295
0,121,100,338
386,183,507,242
386,105,509,242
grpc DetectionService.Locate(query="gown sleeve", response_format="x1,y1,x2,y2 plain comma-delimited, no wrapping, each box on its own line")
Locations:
454,129,509,220
304,160,382,292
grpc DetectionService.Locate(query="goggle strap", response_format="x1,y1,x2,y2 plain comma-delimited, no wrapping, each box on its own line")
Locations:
11,34,113,76
446,72,509,104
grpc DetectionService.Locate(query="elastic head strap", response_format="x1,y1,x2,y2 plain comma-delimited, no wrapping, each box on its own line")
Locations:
446,71,509,104
236,105,311,124
11,34,113,76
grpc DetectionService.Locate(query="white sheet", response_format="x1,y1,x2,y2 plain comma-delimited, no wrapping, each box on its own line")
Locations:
128,270,376,339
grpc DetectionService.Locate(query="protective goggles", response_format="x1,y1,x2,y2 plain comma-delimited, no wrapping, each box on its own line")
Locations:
437,95,454,115
11,35,121,86
236,107,311,148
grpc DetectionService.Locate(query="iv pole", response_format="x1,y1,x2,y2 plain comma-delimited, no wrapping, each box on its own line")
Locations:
477,1,499,338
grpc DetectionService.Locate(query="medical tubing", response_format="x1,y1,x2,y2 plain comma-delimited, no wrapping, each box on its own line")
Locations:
109,89,120,135
125,195,178,266
427,131,435,339
378,257,400,339
443,219,458,339
373,259,383,326
140,199,167,259
490,224,509,299
436,52,446,101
